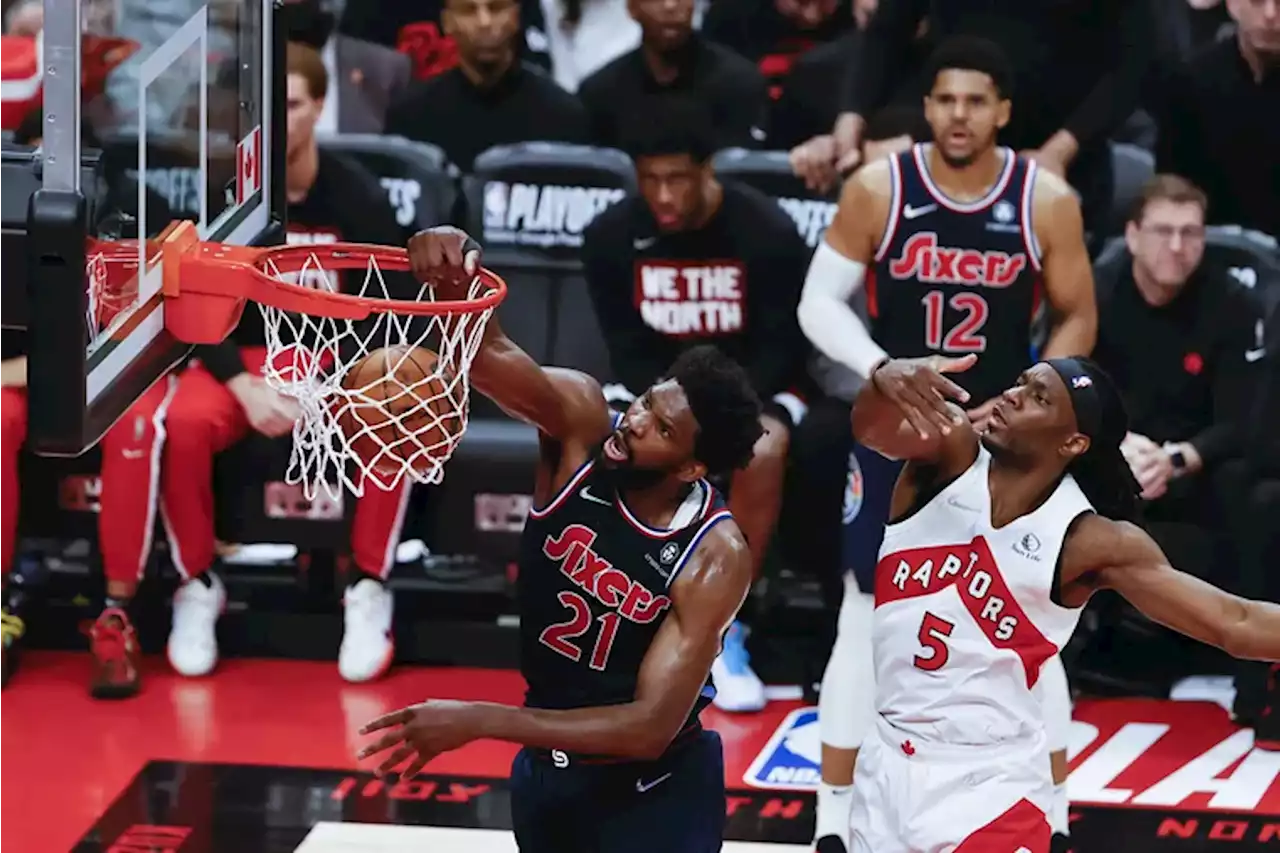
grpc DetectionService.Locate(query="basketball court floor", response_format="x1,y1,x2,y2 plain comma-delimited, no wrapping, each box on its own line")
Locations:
1,653,1277,852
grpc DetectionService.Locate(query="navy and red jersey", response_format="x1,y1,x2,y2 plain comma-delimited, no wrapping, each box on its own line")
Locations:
869,143,1045,404
517,433,732,758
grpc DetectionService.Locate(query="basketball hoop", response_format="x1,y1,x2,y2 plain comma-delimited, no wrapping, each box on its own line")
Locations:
157,221,507,501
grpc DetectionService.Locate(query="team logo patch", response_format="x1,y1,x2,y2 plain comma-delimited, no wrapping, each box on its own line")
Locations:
841,451,864,525
660,542,679,565
742,707,821,790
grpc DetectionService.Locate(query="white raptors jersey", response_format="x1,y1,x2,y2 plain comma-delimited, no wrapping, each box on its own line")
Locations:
872,446,1092,747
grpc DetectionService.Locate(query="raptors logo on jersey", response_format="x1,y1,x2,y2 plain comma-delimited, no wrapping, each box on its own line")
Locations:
872,446,1091,747
869,143,1045,404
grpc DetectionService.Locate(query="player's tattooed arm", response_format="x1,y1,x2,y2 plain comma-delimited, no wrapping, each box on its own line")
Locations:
356,524,753,774
406,226,614,448
1064,514,1280,661
1033,170,1098,359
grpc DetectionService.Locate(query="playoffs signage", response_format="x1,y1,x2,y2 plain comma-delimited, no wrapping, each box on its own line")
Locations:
482,180,624,249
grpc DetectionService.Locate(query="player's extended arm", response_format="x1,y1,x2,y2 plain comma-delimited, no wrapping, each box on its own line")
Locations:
795,163,891,378
356,525,753,773
1077,515,1280,661
406,227,613,446
1034,172,1098,359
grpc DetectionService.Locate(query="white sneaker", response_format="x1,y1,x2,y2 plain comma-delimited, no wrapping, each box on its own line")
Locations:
711,621,766,712
167,572,226,677
339,578,394,683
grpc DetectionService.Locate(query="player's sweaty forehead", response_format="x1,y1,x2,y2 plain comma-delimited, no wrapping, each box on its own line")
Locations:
1020,363,1076,424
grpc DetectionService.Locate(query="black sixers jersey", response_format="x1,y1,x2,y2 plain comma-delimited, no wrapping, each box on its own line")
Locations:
517,443,732,754
870,143,1045,404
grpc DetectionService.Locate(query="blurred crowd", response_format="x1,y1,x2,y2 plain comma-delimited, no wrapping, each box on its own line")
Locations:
0,0,1277,743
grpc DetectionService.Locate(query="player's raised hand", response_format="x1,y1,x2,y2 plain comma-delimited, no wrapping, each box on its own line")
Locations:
406,226,482,296
356,700,480,780
870,355,976,439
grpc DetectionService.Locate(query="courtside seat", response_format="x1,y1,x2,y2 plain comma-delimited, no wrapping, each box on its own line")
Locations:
549,273,614,381
319,135,457,240
1107,142,1156,240
17,448,104,543
712,148,838,250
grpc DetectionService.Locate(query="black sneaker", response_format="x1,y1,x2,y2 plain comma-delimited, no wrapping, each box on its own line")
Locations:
814,835,848,853
1051,832,1074,853
1,605,26,688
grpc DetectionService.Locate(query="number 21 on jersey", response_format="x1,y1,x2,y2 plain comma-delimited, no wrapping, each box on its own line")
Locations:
922,291,988,353
539,591,621,671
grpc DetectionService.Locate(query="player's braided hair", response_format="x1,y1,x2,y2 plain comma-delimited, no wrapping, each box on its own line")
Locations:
664,345,764,476
1058,358,1142,523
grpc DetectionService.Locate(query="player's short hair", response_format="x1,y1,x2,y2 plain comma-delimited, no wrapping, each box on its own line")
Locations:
287,41,329,101
664,345,763,475
864,104,932,144
925,36,1015,100
1127,174,1208,226
617,95,718,164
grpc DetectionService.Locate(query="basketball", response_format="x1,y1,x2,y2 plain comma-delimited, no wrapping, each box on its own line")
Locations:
336,345,463,477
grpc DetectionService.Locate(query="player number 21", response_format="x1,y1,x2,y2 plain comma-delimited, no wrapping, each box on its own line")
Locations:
913,611,956,671
922,291,989,353
539,590,621,671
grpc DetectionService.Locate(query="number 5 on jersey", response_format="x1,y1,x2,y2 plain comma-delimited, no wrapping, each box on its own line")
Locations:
913,611,956,671
540,591,622,671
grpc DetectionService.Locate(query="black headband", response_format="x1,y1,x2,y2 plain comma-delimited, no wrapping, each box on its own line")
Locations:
1045,357,1102,439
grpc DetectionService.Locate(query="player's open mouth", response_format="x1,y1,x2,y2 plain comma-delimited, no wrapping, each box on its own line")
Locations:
604,432,629,463
990,405,1007,427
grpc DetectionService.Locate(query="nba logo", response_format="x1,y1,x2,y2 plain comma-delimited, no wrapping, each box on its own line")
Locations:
484,181,509,230
236,126,262,205
1071,375,1093,389
743,707,821,790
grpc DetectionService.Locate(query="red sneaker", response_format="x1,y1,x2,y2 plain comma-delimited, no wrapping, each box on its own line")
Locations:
89,607,141,699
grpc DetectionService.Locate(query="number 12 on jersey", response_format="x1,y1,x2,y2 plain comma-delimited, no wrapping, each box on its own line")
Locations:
922,291,988,353
539,591,621,671
913,611,956,671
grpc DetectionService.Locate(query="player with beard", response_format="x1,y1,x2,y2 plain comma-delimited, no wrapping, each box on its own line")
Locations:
358,228,761,852
797,36,1096,851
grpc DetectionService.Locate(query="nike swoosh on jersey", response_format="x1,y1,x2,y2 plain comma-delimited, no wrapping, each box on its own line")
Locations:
902,204,937,220
635,772,673,793
580,486,611,505
1245,347,1267,363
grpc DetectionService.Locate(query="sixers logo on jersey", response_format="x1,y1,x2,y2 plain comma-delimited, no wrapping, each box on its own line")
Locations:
875,535,1057,686
543,524,672,622
889,232,1027,288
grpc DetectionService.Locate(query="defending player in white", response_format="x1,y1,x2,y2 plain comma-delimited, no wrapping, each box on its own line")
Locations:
846,353,1280,852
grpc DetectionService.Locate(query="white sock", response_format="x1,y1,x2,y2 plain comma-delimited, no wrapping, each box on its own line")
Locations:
815,781,855,843
1050,781,1070,836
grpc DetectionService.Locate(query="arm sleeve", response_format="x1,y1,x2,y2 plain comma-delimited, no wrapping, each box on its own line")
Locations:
839,0,928,116
1189,286,1266,466
1061,0,1160,147
743,222,809,397
796,241,888,377
581,224,670,393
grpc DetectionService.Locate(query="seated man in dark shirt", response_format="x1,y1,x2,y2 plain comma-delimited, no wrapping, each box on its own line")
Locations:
576,0,767,152
81,43,416,700
385,0,588,171
582,96,811,714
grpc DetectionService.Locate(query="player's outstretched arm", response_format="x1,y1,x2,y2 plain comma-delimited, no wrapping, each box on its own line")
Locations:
355,524,752,773
851,355,980,474
406,227,613,447
1034,170,1098,359
1068,514,1280,661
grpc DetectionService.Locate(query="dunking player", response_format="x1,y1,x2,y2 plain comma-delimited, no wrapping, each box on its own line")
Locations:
357,228,762,851
847,352,1280,851
797,37,1095,849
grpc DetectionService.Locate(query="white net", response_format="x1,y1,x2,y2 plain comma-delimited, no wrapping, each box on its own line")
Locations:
255,250,497,501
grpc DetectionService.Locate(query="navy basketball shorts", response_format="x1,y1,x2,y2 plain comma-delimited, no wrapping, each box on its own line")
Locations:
510,729,725,853
840,442,904,594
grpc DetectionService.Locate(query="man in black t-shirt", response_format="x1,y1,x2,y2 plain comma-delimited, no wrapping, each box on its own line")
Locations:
577,0,767,152
385,0,588,172
582,97,811,714
82,43,413,702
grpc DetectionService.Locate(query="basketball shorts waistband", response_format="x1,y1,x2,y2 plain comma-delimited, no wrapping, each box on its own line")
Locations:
873,714,1047,764
526,721,703,767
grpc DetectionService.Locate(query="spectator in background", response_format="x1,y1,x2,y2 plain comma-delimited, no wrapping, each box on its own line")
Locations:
77,42,414,701
281,0,412,134
339,0,551,80
581,97,810,713
702,0,854,101
794,0,1160,234
1,349,27,687
1151,0,1280,238
539,0,641,92
385,0,589,172
1092,176,1263,583
577,0,768,151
